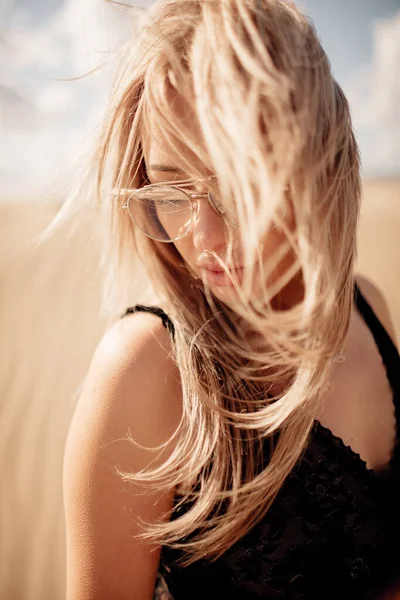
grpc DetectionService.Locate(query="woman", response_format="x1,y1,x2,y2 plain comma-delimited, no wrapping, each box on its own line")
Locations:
61,1,400,598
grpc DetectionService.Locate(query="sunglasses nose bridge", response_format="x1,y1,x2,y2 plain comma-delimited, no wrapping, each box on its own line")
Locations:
189,192,208,200
188,192,208,217
189,192,222,216
186,187,232,230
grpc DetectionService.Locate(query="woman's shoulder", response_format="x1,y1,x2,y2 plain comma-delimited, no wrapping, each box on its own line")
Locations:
86,308,182,439
66,307,182,478
102,305,174,368
355,274,398,348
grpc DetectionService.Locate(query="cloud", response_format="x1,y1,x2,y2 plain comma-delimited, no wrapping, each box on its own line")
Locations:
2,1,399,197
344,12,400,178
3,0,125,74
0,0,144,197
0,83,38,130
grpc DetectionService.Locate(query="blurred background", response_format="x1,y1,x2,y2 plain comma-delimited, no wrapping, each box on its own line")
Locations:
1,1,399,598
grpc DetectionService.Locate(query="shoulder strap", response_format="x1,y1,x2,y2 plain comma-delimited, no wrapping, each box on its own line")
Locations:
353,282,399,388
122,289,399,387
121,304,175,339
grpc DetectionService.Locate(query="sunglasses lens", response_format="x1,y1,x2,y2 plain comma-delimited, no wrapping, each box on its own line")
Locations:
127,187,193,241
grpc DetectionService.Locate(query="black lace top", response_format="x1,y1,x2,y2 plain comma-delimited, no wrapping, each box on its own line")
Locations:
123,284,400,599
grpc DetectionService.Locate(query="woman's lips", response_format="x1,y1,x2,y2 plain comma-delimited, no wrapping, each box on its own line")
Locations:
200,267,244,287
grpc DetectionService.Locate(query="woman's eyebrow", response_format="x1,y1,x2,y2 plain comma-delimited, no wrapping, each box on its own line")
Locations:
148,164,187,174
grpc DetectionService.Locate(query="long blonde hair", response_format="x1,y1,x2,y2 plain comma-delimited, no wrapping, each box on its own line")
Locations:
56,0,361,565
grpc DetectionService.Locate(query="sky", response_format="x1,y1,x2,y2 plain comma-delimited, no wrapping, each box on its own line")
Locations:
0,0,399,198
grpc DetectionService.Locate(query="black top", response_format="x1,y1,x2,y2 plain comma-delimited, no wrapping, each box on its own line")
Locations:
123,283,400,599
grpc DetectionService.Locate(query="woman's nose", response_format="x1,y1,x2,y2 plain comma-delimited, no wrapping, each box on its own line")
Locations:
191,198,227,252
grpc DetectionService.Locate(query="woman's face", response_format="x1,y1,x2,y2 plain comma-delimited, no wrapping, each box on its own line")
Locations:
141,123,301,308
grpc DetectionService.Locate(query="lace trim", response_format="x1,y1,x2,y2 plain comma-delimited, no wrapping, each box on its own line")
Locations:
313,421,380,479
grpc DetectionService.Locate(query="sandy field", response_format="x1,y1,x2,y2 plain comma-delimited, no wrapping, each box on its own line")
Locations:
0,179,399,600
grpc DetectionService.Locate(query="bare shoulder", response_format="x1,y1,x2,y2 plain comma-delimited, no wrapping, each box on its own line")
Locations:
63,311,182,600
78,309,182,451
355,275,398,348
96,308,177,383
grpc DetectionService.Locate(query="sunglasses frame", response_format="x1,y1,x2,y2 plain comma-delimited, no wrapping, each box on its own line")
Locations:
114,176,239,243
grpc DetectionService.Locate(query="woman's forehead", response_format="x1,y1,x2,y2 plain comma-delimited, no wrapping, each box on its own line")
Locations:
141,96,209,179
142,134,210,182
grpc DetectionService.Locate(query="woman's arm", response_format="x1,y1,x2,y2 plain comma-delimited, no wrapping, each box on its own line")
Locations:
63,312,182,600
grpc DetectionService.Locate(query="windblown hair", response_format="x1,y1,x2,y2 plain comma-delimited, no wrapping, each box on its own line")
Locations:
58,0,362,565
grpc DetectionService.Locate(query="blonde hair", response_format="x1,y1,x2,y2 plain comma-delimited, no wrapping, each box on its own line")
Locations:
56,0,361,565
